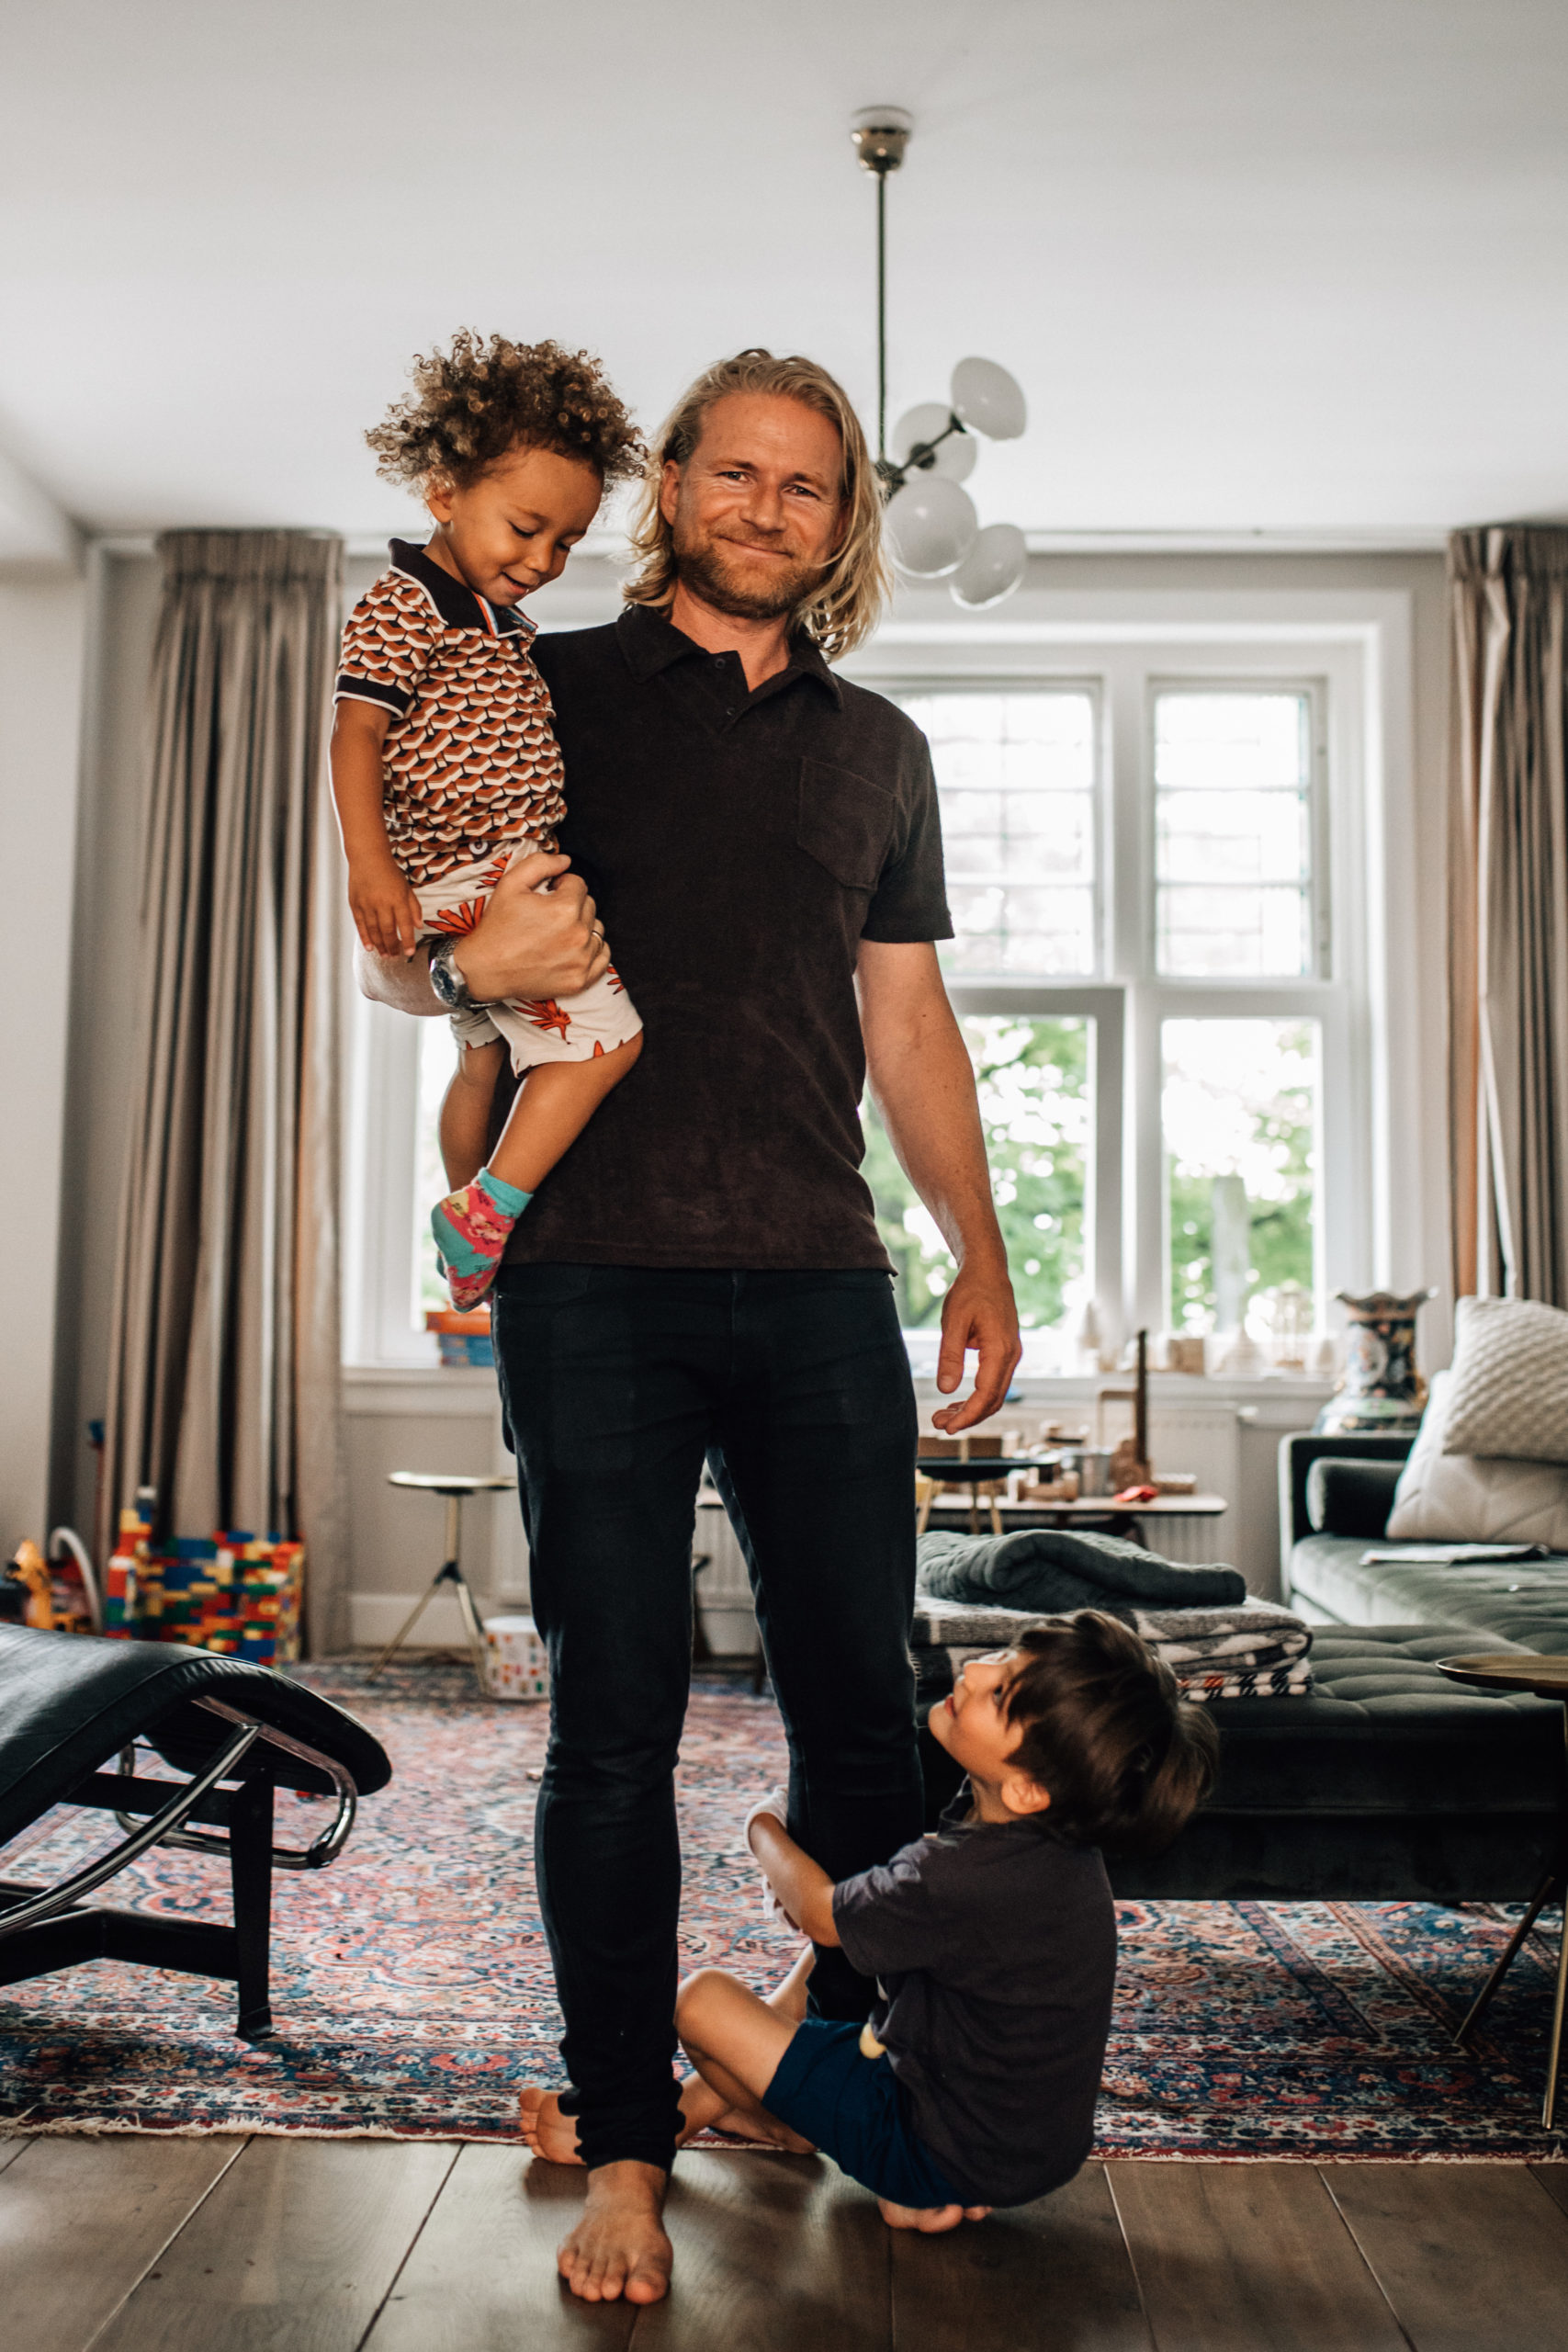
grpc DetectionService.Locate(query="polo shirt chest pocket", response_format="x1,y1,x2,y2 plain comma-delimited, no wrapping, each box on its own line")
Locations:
796,757,897,894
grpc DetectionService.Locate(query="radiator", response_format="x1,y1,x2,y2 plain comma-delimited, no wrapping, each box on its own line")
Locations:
1145,1407,1241,1564
694,1495,759,1658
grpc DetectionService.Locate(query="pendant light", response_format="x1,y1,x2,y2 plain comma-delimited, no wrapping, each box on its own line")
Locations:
851,108,1031,607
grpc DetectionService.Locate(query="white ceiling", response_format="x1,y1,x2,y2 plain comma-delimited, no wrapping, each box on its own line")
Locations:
4,0,1568,546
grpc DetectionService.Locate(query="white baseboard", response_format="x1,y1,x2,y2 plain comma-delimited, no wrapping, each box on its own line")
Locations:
349,1590,759,1657
349,1591,526,1647
699,1603,761,1658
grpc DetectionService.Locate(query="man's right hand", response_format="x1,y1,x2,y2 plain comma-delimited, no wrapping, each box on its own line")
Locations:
455,851,611,1003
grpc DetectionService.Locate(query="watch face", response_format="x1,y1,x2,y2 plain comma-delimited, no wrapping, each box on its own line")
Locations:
431,943,462,1007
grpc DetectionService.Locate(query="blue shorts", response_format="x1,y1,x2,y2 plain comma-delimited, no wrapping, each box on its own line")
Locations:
762,2019,961,2210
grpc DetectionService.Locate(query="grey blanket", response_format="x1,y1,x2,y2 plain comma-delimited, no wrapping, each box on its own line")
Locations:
916,1526,1246,1618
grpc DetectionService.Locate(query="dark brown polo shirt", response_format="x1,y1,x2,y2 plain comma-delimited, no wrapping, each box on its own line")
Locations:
495,603,951,1270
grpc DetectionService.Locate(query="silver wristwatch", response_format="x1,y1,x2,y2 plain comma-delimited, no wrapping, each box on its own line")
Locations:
428,935,479,1015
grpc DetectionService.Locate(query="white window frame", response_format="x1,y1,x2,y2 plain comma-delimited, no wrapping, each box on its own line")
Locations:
848,592,1416,1364
897,674,1106,982
343,989,440,1366
1149,675,1330,983
343,579,1423,1376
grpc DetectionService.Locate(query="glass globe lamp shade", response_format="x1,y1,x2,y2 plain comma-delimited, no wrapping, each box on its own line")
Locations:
892,402,976,482
884,477,978,577
950,522,1029,610
950,356,1027,441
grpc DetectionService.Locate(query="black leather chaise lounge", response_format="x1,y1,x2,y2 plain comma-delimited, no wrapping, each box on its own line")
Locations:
0,1626,390,2041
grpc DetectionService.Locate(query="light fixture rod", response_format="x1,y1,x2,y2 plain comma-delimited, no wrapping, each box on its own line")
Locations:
852,108,912,486
876,171,887,467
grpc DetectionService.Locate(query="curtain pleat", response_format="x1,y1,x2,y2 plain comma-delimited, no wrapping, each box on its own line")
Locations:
102,530,351,1653
1448,526,1568,1307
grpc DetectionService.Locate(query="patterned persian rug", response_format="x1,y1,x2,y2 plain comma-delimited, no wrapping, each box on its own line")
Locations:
1,1665,1562,2157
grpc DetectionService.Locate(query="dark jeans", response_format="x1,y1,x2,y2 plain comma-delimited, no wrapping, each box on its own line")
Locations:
491,1264,923,2176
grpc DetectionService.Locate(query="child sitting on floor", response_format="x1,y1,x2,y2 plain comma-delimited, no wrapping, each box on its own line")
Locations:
678,1611,1217,2229
331,332,646,1309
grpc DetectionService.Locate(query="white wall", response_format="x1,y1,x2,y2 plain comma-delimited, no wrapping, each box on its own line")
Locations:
1,565,87,1553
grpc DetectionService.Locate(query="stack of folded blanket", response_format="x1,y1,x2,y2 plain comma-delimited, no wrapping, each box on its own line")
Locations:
912,1526,1313,1702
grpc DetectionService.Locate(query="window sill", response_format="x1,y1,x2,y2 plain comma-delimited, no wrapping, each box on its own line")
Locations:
343,1356,1337,1423
913,1371,1336,1413
344,1363,501,1418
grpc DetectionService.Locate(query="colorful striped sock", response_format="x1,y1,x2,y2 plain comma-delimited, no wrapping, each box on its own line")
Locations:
431,1167,533,1311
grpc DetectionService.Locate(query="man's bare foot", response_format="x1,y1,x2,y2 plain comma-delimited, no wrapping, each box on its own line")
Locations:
556,2161,672,2304
520,2087,584,2165
876,2198,992,2233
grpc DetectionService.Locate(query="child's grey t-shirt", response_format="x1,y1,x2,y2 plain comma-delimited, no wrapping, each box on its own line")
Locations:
830,1790,1116,2207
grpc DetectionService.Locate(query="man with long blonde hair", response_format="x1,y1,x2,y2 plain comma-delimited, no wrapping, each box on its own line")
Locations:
364,347,1020,2304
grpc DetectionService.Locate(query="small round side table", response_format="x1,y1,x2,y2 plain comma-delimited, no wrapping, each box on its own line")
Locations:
370,1472,516,1689
1438,1651,1568,2128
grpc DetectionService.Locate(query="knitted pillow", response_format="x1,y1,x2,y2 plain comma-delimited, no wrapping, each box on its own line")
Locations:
1442,1295,1568,1464
1388,1371,1568,1547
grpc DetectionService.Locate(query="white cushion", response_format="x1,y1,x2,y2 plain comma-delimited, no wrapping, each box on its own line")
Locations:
1442,1295,1568,1464
1387,1370,1568,1547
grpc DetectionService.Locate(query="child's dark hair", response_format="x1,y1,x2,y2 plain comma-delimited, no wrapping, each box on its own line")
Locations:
1004,1611,1218,1854
367,331,645,491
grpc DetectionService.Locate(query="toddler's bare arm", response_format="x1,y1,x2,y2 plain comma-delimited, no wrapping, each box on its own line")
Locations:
330,701,422,958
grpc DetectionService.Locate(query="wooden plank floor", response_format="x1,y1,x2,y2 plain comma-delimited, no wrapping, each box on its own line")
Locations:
6,2138,1568,2350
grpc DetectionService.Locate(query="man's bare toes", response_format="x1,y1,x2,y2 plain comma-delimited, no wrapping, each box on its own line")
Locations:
963,2206,992,2222
555,2212,671,2306
624,2251,673,2305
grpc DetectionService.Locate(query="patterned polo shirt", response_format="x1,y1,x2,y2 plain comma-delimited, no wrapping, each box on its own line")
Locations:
334,538,567,890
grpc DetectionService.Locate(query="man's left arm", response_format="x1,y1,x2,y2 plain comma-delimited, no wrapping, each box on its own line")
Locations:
856,939,1021,1433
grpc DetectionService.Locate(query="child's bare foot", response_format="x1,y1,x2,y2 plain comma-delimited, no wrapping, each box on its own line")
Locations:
705,2106,818,2154
876,2199,992,2232
557,2161,672,2304
520,2086,583,2164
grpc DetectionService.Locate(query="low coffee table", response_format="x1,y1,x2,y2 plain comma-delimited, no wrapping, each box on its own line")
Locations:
918,1475,1228,1548
1438,1651,1568,2127
913,1455,1061,1536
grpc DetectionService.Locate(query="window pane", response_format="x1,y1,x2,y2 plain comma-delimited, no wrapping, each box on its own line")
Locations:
1163,1018,1319,1341
1155,692,1314,978
414,1018,454,1328
864,1015,1091,1336
899,691,1098,978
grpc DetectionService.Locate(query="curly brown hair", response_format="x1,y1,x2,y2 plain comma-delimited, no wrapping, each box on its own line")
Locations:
367,331,644,492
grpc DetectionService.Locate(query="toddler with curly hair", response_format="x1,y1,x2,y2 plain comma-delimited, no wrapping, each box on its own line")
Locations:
332,332,647,1307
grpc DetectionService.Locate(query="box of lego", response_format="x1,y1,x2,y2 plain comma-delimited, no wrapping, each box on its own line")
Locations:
105,1505,304,1666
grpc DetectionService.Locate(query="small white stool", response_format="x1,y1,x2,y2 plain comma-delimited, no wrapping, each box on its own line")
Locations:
369,1472,516,1687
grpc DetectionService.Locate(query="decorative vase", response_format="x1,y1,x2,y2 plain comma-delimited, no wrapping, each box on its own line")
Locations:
1313,1289,1435,1434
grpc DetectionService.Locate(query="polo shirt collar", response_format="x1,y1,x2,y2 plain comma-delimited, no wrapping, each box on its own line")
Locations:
615,601,842,707
389,538,535,639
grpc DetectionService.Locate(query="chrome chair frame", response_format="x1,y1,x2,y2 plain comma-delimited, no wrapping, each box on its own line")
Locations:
0,1693,367,2040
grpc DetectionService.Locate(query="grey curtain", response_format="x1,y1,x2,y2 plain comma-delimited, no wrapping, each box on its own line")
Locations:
103,530,351,1652
1448,526,1568,1307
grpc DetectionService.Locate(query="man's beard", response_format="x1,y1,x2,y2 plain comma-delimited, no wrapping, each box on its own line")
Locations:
671,521,822,623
